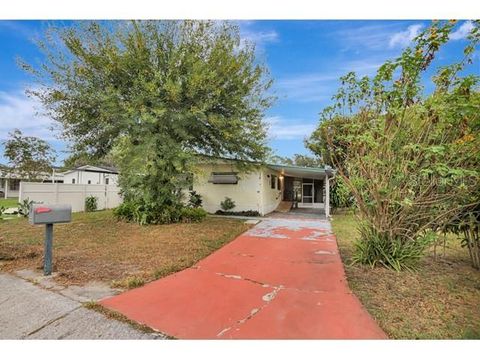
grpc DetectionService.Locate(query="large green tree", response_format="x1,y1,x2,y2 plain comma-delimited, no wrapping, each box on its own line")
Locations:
308,20,480,270
2,129,56,180
22,21,274,223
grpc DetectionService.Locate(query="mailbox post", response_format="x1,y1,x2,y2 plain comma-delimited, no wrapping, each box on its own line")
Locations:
29,204,72,276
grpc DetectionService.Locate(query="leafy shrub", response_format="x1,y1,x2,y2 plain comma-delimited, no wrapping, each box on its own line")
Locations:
188,190,203,208
215,210,261,217
156,205,183,224
114,201,206,225
352,223,436,271
180,207,207,222
85,196,98,212
113,201,136,222
17,198,34,218
330,177,354,209
220,197,236,211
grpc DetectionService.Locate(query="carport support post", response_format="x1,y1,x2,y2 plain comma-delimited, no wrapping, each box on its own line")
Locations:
44,223,53,276
325,175,330,218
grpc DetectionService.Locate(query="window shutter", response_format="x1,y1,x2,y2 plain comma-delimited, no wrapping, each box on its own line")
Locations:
208,172,238,184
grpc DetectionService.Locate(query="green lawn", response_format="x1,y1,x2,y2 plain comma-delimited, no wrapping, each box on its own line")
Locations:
0,198,18,208
332,213,480,339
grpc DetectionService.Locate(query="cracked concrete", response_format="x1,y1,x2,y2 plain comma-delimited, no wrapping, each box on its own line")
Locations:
100,214,386,339
0,273,163,339
14,269,121,302
215,285,284,338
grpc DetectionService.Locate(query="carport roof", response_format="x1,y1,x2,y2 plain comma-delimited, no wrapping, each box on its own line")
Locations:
267,164,335,179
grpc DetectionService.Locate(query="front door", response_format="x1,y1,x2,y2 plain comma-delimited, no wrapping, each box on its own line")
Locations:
302,183,313,206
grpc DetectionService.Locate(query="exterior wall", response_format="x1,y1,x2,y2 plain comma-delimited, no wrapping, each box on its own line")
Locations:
19,182,122,212
260,167,283,215
192,164,283,216
192,163,264,214
63,170,118,185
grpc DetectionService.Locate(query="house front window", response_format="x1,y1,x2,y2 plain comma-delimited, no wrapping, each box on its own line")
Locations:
271,175,277,189
72,179,75,184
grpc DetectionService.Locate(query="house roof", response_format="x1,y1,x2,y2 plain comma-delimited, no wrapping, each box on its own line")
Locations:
63,165,119,175
196,154,335,179
267,163,334,179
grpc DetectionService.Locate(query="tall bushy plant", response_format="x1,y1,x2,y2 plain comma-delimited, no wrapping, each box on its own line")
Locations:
308,20,480,270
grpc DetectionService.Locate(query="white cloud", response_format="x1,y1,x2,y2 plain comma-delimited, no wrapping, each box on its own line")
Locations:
450,21,475,40
239,21,279,51
275,73,336,103
242,30,278,45
265,116,316,140
0,88,58,141
336,23,403,50
389,24,424,48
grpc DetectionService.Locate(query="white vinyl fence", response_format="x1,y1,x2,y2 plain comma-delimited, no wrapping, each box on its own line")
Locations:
19,182,123,212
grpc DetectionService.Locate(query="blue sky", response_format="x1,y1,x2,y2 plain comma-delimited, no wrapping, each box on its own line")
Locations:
0,20,477,165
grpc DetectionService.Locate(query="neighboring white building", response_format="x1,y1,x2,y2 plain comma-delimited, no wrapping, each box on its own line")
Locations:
192,158,334,217
62,165,119,186
0,164,63,199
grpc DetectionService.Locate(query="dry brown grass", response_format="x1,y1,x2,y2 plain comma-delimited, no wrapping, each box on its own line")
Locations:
0,211,250,289
83,301,173,338
332,213,480,339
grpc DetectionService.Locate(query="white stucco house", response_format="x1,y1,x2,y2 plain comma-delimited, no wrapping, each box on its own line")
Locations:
4,158,332,216
62,165,119,186
191,158,334,217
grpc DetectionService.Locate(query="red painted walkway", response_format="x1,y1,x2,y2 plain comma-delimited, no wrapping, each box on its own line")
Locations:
100,216,386,339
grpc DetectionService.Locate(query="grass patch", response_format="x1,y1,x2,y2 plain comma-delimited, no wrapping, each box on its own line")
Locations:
0,198,18,208
111,276,145,289
83,301,173,338
0,210,251,288
332,213,480,339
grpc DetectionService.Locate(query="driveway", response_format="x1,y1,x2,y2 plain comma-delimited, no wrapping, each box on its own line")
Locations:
100,213,386,339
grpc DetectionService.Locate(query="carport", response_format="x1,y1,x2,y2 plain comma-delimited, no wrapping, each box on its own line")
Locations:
267,164,335,217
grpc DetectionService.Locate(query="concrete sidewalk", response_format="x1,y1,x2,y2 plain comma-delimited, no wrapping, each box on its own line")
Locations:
0,273,163,339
